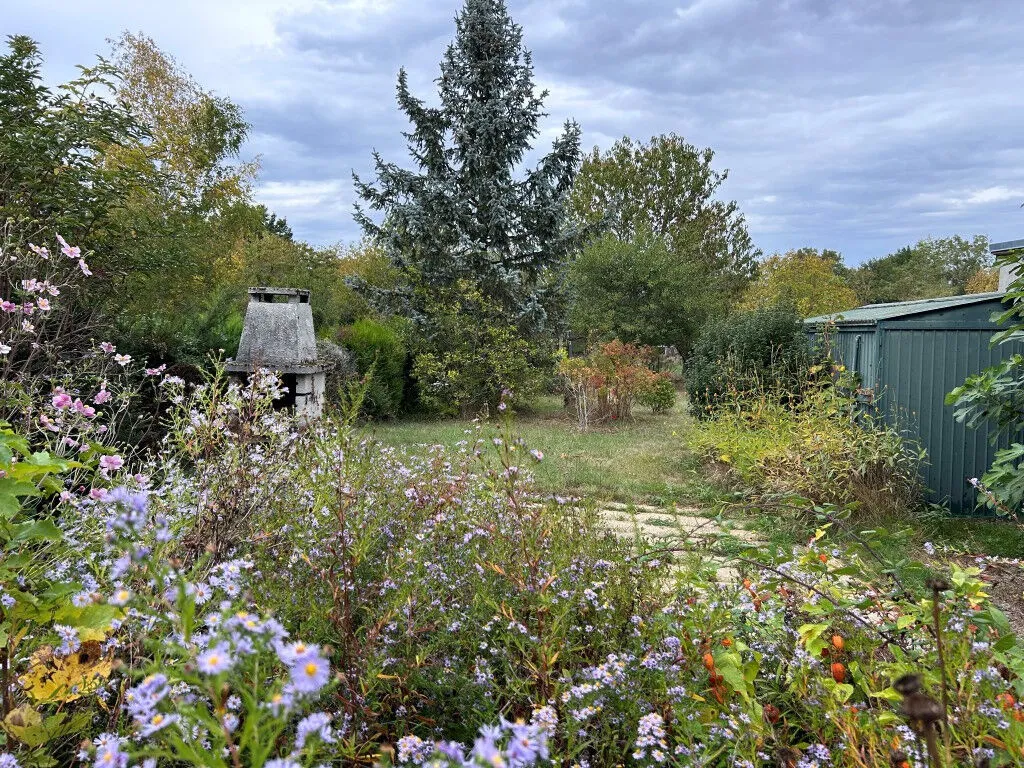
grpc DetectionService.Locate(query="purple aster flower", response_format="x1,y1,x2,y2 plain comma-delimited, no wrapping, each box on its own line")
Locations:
93,734,128,768
289,649,330,694
54,624,80,657
295,712,335,750
0,753,20,768
197,642,233,675
506,722,547,765
139,712,179,737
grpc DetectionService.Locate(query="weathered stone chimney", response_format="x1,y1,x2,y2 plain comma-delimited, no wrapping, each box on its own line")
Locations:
225,287,325,419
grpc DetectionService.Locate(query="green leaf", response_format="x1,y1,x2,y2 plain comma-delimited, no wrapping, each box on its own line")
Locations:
9,518,63,544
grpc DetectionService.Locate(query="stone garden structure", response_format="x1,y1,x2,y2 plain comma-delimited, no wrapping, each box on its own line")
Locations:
226,287,325,420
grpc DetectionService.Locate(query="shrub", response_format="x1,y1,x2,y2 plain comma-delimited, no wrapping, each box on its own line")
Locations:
315,338,358,405
4,361,1024,767
690,370,924,515
636,373,677,414
339,317,407,419
558,340,661,429
411,280,545,417
686,304,822,414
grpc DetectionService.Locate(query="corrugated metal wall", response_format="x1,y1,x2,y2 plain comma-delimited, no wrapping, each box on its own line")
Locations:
814,326,879,391
878,326,1021,513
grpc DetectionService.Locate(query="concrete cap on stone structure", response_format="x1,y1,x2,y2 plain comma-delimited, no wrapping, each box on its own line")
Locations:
225,287,323,373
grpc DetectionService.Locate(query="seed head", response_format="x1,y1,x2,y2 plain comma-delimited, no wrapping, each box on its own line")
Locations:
893,674,922,696
776,747,801,768
901,692,943,725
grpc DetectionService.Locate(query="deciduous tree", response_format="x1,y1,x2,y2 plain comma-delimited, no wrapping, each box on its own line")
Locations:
740,248,859,317
568,134,759,300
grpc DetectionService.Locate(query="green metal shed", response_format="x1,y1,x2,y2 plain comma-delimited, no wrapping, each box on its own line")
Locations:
805,292,1022,514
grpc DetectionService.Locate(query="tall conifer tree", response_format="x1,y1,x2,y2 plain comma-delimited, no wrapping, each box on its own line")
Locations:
354,0,582,338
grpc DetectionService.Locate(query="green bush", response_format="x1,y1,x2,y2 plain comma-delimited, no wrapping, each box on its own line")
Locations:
411,281,546,417
340,318,407,419
636,373,677,414
690,371,924,516
685,304,821,414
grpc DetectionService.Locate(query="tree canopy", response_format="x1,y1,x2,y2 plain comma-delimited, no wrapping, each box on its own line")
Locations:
568,229,711,352
740,248,859,318
353,0,582,339
849,235,991,304
568,134,759,299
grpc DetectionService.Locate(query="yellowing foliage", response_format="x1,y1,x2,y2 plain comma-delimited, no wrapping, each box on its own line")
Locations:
741,249,859,317
19,640,114,703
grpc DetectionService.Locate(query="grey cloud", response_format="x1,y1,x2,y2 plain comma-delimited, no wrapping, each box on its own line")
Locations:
10,0,1024,262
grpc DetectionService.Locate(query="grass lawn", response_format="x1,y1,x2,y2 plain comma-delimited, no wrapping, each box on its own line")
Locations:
368,393,1024,567
367,393,722,506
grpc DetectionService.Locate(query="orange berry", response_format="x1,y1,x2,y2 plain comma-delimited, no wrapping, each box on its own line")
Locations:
721,638,732,647
831,662,846,683
832,635,845,651
703,652,716,671
818,554,828,564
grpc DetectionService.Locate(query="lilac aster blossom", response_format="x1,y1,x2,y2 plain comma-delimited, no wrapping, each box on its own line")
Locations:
295,712,335,750
197,642,234,675
93,733,128,768
54,624,81,657
289,648,331,694
0,753,20,768
139,712,179,737
264,761,301,768
397,734,431,764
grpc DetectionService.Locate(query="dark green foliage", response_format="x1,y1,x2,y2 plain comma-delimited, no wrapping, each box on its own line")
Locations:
849,235,991,304
340,318,408,419
686,305,819,413
353,0,582,342
568,134,759,305
568,230,711,353
410,280,544,416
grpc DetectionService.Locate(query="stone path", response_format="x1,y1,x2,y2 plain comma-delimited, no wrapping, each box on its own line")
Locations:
595,501,764,582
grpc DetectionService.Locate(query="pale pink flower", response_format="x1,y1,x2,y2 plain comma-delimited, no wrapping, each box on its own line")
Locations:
36,298,51,311
56,234,81,259
28,243,50,259
39,413,60,432
72,398,96,418
145,365,166,376
52,392,73,409
21,302,34,315
21,320,34,333
94,389,112,405
100,342,116,354
99,455,124,473
0,301,16,313
78,259,92,276
114,353,131,367
0,343,10,355
89,487,109,501
46,284,60,297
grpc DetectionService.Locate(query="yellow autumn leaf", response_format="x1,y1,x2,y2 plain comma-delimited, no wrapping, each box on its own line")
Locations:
719,454,732,464
19,641,113,703
3,704,43,744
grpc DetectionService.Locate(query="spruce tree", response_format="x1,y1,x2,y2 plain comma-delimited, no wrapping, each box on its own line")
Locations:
353,0,582,339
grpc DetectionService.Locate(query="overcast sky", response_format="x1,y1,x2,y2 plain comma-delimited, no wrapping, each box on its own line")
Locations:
7,0,1024,264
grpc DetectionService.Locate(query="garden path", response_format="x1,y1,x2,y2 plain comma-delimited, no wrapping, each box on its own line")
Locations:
595,500,764,582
